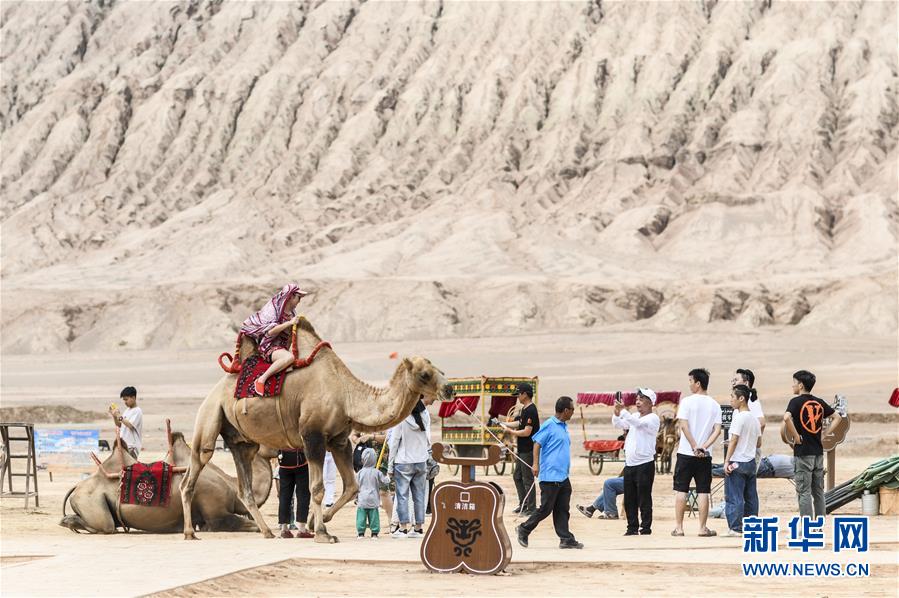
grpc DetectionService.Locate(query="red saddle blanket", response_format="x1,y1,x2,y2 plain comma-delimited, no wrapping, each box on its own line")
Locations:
120,461,174,507
234,355,287,399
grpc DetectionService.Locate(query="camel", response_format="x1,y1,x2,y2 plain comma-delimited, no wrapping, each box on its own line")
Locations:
61,429,273,534
181,316,454,542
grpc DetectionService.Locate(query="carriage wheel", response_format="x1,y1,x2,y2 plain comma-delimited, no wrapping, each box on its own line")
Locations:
588,451,604,475
445,445,460,476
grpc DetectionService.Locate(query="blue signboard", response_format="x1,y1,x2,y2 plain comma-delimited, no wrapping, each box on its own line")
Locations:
35,429,99,469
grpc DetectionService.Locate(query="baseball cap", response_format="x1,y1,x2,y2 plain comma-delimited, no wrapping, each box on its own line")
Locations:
514,383,534,398
636,387,657,405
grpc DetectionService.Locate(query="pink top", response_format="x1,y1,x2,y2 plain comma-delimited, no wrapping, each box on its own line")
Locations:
240,284,308,358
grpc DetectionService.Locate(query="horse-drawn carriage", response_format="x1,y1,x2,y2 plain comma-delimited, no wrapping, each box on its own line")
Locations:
576,390,681,475
437,376,539,476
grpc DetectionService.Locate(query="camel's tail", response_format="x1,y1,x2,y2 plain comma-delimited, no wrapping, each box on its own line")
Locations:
62,486,75,517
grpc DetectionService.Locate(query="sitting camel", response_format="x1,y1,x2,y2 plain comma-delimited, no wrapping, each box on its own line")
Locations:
181,317,453,542
61,423,273,534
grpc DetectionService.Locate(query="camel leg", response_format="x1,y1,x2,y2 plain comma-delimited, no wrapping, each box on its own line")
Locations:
229,442,275,539
302,431,336,543
322,438,358,524
180,401,222,540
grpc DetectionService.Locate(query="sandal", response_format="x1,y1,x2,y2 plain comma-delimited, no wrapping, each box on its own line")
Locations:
698,528,717,537
254,379,266,396
671,529,685,536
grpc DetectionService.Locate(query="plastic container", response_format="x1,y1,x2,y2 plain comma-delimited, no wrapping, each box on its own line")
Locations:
861,490,879,516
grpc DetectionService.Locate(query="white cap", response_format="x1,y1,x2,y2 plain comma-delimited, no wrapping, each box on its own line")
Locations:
637,388,657,405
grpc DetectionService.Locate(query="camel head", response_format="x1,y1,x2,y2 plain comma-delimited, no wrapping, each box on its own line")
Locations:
402,356,454,403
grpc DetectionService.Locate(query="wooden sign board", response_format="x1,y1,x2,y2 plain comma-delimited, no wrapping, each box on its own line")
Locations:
421,443,512,575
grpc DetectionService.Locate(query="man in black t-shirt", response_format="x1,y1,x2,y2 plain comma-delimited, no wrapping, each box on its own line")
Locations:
501,383,540,516
782,369,842,518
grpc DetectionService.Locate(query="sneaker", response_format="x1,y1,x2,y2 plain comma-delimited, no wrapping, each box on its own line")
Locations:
596,512,619,520
295,530,314,538
391,528,408,539
560,539,584,549
371,534,379,539
407,529,422,538
639,529,652,536
624,530,639,536
357,534,366,539
515,525,528,548
279,529,294,539
577,505,595,518
725,529,742,537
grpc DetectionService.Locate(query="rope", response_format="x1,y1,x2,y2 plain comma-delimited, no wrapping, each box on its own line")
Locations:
443,397,537,520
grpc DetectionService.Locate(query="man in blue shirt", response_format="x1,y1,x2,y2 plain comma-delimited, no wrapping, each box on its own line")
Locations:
516,396,583,549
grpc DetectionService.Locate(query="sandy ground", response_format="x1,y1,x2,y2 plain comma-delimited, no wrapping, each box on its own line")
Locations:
1,329,897,596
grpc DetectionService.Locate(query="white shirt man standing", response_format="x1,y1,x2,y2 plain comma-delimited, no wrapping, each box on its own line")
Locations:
110,386,143,458
672,369,721,537
612,388,661,536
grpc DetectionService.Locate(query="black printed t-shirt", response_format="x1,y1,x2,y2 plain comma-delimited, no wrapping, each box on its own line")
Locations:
786,394,835,457
515,403,541,454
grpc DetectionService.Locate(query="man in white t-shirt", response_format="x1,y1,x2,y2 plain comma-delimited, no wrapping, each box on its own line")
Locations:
723,384,762,535
109,386,143,458
672,369,721,537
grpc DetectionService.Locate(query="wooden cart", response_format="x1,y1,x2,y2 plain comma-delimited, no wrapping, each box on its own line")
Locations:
438,376,539,477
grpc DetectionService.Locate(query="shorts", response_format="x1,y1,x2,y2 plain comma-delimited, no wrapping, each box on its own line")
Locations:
262,343,291,361
673,454,712,493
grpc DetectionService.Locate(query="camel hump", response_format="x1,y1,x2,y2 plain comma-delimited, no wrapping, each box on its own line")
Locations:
238,335,259,361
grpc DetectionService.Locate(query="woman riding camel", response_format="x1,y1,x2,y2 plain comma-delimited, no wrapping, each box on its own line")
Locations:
241,284,310,396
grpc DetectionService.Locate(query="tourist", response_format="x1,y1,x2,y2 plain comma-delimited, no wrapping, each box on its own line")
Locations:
109,386,142,458
323,451,336,507
783,370,842,518
613,388,660,536
672,368,721,537
732,368,765,454
499,382,540,516
516,396,583,549
351,430,393,516
577,474,624,519
277,448,313,538
388,396,435,538
723,385,761,536
240,283,309,395
355,447,388,538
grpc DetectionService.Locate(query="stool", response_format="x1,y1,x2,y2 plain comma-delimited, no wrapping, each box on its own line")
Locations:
0,422,40,509
685,486,699,517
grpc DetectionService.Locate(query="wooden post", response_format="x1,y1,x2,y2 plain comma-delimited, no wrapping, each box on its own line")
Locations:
579,406,588,444
826,449,836,491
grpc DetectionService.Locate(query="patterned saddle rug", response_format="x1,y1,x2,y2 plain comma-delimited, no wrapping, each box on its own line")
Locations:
120,461,175,507
234,355,287,399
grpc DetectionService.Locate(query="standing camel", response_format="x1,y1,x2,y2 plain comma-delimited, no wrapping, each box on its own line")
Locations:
181,317,453,542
